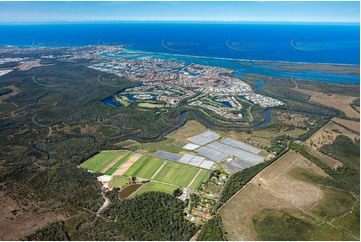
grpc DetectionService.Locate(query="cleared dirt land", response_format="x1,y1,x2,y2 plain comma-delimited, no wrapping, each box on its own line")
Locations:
0,190,66,240
219,150,358,240
219,151,328,240
291,87,359,119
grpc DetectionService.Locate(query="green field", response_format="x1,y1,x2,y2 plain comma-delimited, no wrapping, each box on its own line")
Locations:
80,151,126,172
154,162,201,187
124,155,164,179
190,169,211,190
110,176,130,188
134,182,177,195
104,152,133,175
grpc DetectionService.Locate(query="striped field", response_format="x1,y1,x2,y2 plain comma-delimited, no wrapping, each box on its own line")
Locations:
104,152,133,175
80,151,127,172
124,155,164,179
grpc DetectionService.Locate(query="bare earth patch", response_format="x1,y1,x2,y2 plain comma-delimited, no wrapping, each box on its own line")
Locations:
17,60,53,71
0,190,66,240
219,151,328,240
113,153,142,176
291,87,359,119
166,120,207,142
0,85,21,102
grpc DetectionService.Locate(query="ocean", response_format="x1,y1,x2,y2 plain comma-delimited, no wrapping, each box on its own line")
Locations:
0,22,359,83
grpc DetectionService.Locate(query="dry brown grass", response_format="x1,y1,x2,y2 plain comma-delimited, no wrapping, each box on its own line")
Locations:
332,118,360,134
291,88,359,119
166,120,207,142
305,120,359,150
0,190,66,240
219,151,328,240
275,111,310,128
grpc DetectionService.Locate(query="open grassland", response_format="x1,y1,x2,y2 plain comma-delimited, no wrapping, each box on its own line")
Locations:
333,118,360,134
220,124,307,148
291,87,359,119
80,151,126,172
190,170,211,190
154,162,201,187
219,151,359,240
139,138,186,154
137,102,164,108
124,155,164,179
305,120,359,150
110,176,130,188
104,152,133,175
166,120,208,142
134,182,177,195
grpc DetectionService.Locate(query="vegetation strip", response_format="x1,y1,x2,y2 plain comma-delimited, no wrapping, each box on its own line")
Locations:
104,152,133,175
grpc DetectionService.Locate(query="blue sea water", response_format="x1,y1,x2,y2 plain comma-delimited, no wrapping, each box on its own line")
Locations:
0,22,359,83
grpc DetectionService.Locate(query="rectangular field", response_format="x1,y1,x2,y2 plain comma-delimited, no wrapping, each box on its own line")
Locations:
134,182,177,195
221,137,261,154
124,155,164,179
80,151,127,172
155,150,181,161
154,162,201,187
207,142,264,164
196,146,228,162
189,170,211,190
110,176,130,188
104,152,133,175
187,130,220,145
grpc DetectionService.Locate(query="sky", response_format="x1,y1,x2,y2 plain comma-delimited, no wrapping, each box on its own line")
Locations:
0,1,359,23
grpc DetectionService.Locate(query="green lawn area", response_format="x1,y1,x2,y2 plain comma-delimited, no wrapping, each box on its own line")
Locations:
124,155,164,179
139,138,186,154
104,152,133,175
80,151,126,172
134,181,177,195
154,162,201,187
110,176,130,188
190,169,211,190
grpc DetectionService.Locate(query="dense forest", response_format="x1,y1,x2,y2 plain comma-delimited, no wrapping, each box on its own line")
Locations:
25,192,197,241
197,217,224,241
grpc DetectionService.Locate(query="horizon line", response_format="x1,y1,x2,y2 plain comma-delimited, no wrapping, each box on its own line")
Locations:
0,20,359,24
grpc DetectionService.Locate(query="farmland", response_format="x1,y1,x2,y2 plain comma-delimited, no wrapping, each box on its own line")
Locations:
189,170,211,190
110,176,130,188
123,155,164,179
154,162,201,187
104,152,133,175
79,151,128,172
134,182,177,195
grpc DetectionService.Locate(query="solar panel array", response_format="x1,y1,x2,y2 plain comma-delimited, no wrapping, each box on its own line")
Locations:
195,146,228,162
207,142,264,164
178,154,214,170
187,131,220,146
221,138,261,154
155,151,181,161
